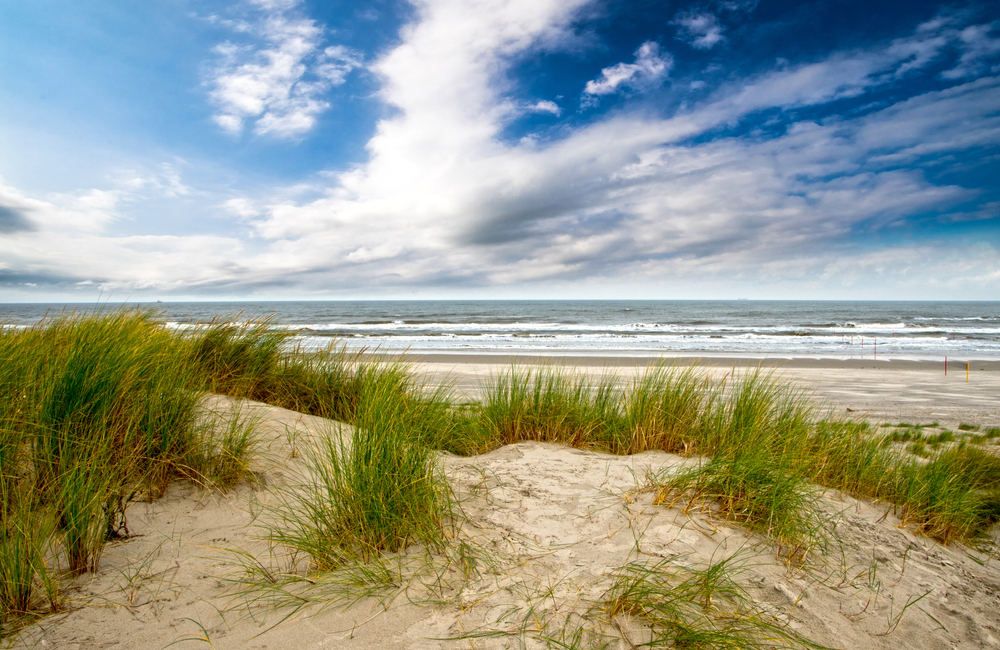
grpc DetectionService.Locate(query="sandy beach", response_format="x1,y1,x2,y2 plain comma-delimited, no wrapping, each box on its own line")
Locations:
410,354,1000,430
8,355,1000,649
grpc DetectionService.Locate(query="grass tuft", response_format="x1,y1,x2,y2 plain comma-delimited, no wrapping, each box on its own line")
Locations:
265,378,450,568
599,555,826,649
0,310,263,634
655,453,819,555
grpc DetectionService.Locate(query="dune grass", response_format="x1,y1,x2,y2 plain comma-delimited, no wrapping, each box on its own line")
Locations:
264,380,450,568
599,554,826,649
0,310,264,635
474,365,619,449
469,365,1000,551
187,320,413,425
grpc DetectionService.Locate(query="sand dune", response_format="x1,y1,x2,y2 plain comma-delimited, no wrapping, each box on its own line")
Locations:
8,359,1000,649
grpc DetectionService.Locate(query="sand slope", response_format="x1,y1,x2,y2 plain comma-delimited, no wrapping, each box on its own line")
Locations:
8,381,1000,650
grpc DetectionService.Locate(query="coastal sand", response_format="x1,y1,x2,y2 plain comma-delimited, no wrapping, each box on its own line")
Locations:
9,356,1000,649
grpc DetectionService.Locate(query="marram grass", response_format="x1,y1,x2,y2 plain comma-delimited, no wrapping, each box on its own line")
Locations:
455,364,1000,553
599,554,828,649
0,310,263,635
264,379,450,567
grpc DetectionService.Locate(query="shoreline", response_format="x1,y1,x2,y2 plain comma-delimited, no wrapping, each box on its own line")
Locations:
378,351,1000,371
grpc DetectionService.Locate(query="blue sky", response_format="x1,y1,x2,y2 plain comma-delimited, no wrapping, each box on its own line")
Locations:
0,0,998,301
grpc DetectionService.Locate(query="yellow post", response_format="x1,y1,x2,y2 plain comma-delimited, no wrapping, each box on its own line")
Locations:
967,361,970,383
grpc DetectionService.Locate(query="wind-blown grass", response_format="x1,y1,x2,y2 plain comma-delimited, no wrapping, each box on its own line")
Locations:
0,310,262,635
475,365,619,449
412,362,999,554
265,380,450,568
599,554,827,649
889,446,1000,542
187,320,413,425
645,369,823,555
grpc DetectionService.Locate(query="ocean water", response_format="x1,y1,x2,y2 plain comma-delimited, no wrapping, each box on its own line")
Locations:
2,300,999,360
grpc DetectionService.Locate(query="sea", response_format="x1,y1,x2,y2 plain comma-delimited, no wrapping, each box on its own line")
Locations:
2,300,999,361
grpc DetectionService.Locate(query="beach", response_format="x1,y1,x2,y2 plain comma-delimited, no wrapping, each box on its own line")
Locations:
8,353,1000,650
408,354,1000,430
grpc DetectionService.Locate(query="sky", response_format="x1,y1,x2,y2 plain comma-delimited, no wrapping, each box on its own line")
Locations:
0,0,998,302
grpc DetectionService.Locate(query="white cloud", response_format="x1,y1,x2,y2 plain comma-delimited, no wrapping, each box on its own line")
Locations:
206,2,362,138
3,3,999,300
0,178,260,294
222,198,261,219
527,100,561,115
583,41,672,97
673,11,725,50
237,8,999,297
942,23,1000,79
115,162,191,198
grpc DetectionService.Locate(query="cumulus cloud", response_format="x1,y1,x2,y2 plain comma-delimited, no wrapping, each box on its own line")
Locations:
673,11,726,50
4,2,999,300
238,7,999,296
583,41,672,98
206,1,362,137
527,100,561,115
222,198,261,219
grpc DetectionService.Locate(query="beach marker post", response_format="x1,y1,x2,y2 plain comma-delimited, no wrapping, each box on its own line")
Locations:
967,361,970,383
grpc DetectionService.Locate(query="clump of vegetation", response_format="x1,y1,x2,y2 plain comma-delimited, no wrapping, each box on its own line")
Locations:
187,320,412,424
264,380,451,568
472,365,619,450
188,403,263,490
655,453,819,555
0,310,261,635
927,430,955,445
885,427,925,444
599,555,823,649
649,370,822,556
890,446,1000,541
